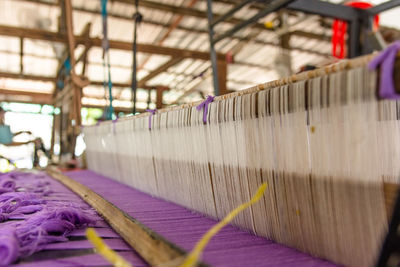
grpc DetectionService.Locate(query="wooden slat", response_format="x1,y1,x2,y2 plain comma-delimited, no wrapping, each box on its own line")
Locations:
0,25,224,61
46,168,207,267
0,71,55,82
0,89,52,104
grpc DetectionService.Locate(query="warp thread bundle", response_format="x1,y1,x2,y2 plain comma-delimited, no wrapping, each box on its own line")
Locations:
0,171,96,266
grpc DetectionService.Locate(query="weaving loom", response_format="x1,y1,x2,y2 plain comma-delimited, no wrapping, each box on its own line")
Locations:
2,49,400,267
80,49,400,267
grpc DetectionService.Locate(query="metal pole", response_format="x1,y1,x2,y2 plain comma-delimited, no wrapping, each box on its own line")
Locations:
131,0,141,114
132,23,137,114
206,0,220,96
213,0,295,44
368,0,400,15
211,0,255,27
287,0,358,21
347,18,361,58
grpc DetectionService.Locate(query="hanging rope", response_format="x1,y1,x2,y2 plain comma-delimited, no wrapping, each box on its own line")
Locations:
101,0,114,120
131,0,142,114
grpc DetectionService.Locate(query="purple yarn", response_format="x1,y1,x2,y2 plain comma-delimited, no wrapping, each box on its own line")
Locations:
0,229,19,266
146,109,157,130
196,95,215,124
0,179,15,192
368,41,400,100
0,207,95,266
0,171,97,266
0,192,46,214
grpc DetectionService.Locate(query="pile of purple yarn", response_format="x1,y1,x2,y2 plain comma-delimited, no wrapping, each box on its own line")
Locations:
0,171,96,266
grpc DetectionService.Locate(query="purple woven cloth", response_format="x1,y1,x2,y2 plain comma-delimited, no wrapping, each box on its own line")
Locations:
60,170,340,267
368,40,400,99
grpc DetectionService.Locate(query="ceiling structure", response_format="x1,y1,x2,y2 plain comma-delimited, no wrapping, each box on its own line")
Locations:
0,0,399,112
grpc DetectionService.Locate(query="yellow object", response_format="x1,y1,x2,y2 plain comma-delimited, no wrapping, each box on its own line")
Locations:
179,183,268,267
86,228,133,267
264,21,274,29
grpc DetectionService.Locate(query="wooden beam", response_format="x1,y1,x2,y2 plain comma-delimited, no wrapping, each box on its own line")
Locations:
155,86,168,109
79,24,92,76
0,25,224,61
138,58,182,87
46,168,197,267
0,71,168,91
6,1,332,57
0,91,138,113
0,89,52,104
217,59,228,95
0,71,55,82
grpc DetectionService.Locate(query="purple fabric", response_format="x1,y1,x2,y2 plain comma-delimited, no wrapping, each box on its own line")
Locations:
63,170,340,267
13,252,146,267
69,227,119,238
368,40,400,99
42,239,130,251
196,95,215,123
146,109,157,130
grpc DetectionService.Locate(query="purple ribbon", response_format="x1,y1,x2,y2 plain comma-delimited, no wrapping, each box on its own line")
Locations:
368,41,400,100
196,95,215,124
146,109,157,130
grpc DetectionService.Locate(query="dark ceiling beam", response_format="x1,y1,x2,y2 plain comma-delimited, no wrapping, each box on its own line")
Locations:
0,25,224,61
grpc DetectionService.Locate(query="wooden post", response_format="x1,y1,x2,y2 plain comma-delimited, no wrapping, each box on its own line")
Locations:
216,58,227,95
19,37,23,74
155,86,165,109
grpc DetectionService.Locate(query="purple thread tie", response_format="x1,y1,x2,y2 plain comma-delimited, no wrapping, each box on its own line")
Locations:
196,95,215,124
368,41,400,100
146,109,157,130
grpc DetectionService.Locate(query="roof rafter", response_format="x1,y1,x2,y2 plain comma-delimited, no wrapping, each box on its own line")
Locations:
0,71,165,91
13,0,330,43
0,25,224,61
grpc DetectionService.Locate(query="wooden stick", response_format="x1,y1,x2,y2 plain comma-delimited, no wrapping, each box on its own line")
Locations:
46,167,207,267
